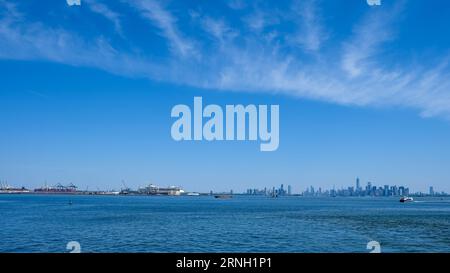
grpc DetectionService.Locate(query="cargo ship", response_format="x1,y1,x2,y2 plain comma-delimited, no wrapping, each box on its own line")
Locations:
34,183,78,194
138,184,184,196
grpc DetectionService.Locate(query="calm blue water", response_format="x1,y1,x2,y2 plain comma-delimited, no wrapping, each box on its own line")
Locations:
0,195,449,253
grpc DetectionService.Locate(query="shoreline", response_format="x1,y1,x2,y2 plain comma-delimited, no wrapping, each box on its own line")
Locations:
1,192,449,199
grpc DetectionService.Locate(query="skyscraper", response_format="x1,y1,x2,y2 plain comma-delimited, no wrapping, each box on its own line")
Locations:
287,185,292,195
399,186,405,196
356,177,360,191
430,186,434,196
366,182,372,195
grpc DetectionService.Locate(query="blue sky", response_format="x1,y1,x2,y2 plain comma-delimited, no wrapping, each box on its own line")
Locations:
1,0,450,193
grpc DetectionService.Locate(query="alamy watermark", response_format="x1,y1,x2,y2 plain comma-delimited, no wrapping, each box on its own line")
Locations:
64,240,379,252
367,241,381,253
367,0,381,6
66,0,81,6
66,241,81,253
171,97,279,152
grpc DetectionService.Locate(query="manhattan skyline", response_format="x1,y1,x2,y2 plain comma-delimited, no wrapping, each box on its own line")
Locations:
1,1,450,193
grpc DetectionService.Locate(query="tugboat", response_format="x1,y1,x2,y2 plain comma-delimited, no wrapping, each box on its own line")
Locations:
400,196,414,203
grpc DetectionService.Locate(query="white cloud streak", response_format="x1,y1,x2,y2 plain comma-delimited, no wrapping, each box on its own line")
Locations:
1,0,450,120
290,0,327,52
126,0,196,58
0,2,160,78
341,8,396,77
86,0,123,35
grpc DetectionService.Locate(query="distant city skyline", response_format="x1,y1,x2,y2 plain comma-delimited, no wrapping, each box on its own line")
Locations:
243,178,448,197
2,177,447,197
2,1,450,193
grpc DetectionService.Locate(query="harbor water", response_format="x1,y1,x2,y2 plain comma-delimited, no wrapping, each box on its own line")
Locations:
1,195,449,253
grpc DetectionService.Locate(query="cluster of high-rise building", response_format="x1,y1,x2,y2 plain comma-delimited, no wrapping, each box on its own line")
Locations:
245,184,293,196
302,177,411,197
301,177,450,197
242,178,448,197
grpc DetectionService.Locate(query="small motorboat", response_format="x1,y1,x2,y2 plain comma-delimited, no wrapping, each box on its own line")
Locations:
214,194,232,199
186,192,200,196
400,196,414,203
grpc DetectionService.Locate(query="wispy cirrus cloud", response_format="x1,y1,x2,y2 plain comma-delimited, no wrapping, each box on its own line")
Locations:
1,0,450,120
86,0,123,35
243,9,279,33
200,16,238,44
341,6,398,77
290,0,328,52
0,1,160,78
126,0,197,58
